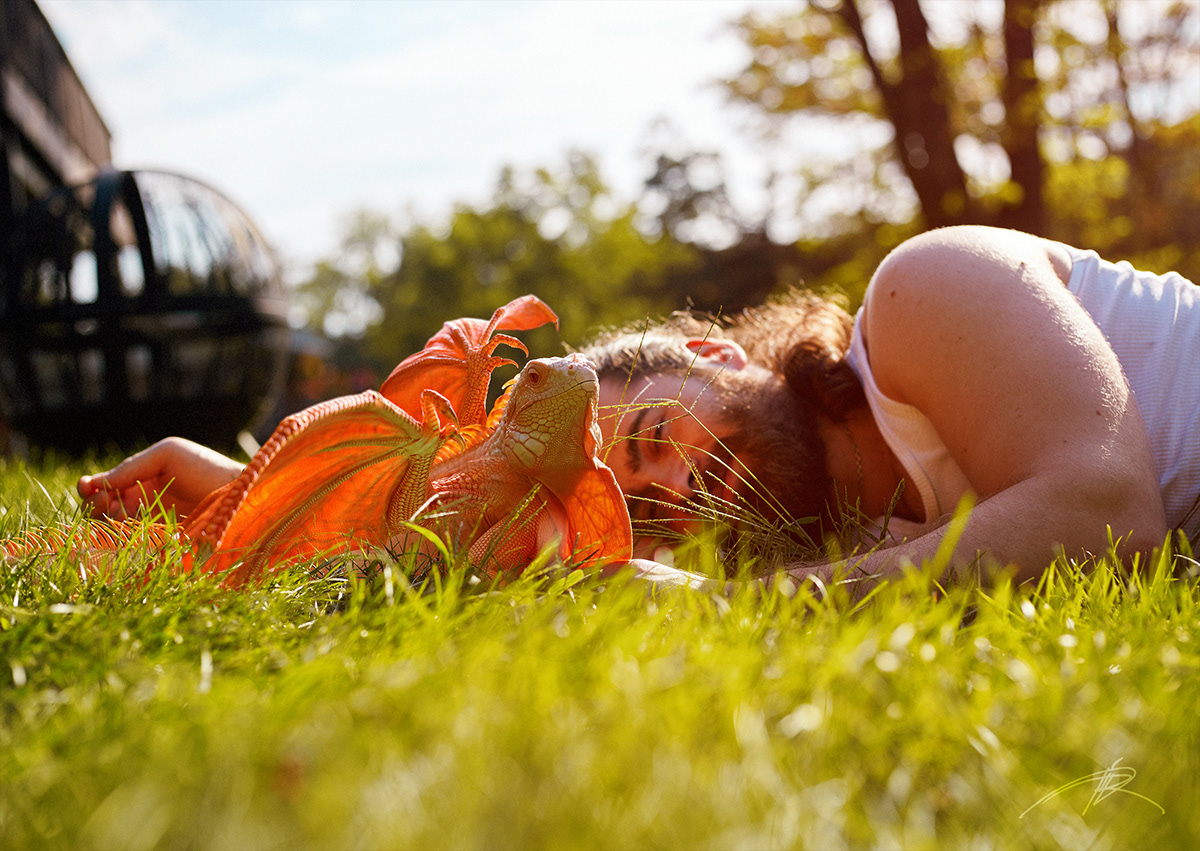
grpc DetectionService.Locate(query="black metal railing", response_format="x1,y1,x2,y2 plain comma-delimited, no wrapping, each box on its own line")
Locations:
0,169,290,453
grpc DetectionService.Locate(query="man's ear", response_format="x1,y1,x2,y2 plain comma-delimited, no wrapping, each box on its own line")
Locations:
685,339,749,370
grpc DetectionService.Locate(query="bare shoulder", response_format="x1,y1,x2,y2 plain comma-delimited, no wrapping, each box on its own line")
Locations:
857,224,1157,496
861,226,1079,400
853,225,1167,557
865,226,1069,312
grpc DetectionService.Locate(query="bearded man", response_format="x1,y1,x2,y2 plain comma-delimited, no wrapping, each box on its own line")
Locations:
79,226,1198,595
582,225,1199,593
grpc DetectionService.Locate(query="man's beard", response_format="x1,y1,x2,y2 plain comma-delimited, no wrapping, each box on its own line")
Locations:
707,370,834,536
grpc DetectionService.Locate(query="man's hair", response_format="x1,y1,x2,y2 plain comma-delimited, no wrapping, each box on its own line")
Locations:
580,289,865,421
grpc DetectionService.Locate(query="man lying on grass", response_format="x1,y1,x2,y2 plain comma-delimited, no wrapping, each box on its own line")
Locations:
582,225,1199,591
80,226,1199,593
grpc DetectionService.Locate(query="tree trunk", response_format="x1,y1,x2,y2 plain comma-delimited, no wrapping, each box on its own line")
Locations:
1105,0,1168,245
840,0,975,229
998,0,1046,233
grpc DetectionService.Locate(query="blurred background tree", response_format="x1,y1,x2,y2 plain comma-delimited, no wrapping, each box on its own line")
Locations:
296,151,701,372
288,0,1198,421
725,0,1200,282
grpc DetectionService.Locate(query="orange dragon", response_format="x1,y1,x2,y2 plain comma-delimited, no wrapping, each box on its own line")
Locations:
5,296,633,586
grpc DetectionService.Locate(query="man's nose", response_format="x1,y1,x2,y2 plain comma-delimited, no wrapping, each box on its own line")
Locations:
651,456,696,501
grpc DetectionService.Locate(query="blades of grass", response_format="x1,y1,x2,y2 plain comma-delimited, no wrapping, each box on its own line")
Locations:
397,521,453,565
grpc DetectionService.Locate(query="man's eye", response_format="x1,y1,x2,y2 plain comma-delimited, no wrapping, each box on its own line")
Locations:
653,422,664,442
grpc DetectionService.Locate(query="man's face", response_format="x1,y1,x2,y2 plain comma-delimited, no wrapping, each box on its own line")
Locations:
597,365,833,536
599,370,743,523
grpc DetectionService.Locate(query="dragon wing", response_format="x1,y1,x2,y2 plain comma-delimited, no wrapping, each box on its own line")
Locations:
380,295,558,427
184,390,443,587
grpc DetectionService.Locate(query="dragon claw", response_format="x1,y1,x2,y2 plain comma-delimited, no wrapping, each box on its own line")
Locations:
421,389,461,437
487,334,528,357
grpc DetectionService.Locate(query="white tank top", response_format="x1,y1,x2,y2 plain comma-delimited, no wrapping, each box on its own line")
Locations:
845,245,1200,537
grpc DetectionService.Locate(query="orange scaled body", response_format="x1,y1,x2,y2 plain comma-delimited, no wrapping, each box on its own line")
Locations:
5,297,632,586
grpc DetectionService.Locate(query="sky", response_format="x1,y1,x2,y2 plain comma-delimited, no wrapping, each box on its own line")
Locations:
40,0,798,280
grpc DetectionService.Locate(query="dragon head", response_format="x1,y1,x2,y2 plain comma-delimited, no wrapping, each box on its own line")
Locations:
494,352,633,567
499,354,602,480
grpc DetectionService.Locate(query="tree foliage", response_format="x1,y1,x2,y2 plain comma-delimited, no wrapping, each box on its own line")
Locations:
294,0,1200,397
294,147,885,378
297,152,700,369
724,0,1200,278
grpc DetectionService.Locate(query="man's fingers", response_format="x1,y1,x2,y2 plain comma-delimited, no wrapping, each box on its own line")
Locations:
99,449,169,491
78,466,173,520
77,475,98,498
626,558,718,591
79,486,128,520
87,437,193,494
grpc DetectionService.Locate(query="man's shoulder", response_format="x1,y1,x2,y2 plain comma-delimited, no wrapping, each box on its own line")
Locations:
863,227,1069,318
860,226,1079,403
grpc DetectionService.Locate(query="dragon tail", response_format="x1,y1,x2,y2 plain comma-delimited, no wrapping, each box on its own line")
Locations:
2,519,181,577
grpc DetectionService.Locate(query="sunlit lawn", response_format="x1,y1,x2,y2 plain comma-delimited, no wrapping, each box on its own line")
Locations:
1,453,1198,849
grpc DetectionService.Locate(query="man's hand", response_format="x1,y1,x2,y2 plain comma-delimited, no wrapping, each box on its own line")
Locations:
77,437,244,521
625,558,724,592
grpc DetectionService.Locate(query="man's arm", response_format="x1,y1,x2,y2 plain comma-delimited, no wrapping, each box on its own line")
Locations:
855,226,1166,576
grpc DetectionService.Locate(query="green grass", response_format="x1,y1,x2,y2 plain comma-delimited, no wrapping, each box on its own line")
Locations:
1,454,1198,849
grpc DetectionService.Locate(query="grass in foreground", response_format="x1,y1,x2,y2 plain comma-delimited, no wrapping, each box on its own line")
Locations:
1,453,1198,850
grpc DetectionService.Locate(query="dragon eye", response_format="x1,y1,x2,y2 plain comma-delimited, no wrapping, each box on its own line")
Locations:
526,366,541,385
